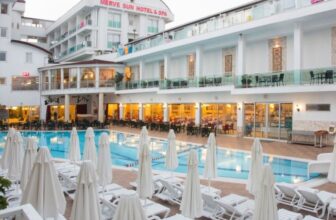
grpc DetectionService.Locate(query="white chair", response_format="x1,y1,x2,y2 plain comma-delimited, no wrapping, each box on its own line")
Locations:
276,183,301,206
303,216,322,220
296,187,335,218
155,179,183,205
278,209,303,220
307,153,333,176
215,199,254,220
327,199,336,220
149,214,192,220
202,193,225,219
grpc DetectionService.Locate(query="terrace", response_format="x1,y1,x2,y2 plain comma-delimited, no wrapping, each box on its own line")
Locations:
119,0,329,57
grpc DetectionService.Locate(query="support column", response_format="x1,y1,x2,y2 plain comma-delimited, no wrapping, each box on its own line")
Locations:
163,103,168,122
40,96,47,121
48,70,51,90
64,94,70,122
98,93,104,123
164,55,170,79
138,103,143,121
119,104,124,120
237,34,246,76
195,47,203,78
237,102,243,137
195,102,201,126
294,23,302,84
139,61,144,81
77,67,80,89
60,68,64,90
95,67,100,88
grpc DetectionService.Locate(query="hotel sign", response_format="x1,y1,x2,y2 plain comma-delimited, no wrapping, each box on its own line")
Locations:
100,0,168,17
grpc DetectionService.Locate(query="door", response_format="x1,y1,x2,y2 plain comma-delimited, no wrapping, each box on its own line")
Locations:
244,103,292,140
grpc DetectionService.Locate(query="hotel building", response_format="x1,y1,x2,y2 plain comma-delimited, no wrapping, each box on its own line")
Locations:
2,0,336,143
0,0,53,123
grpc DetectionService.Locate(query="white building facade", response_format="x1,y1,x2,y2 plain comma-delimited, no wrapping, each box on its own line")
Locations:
0,0,52,123
39,0,336,142
46,0,173,62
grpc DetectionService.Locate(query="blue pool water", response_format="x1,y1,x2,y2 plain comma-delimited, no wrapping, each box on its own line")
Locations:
0,130,319,183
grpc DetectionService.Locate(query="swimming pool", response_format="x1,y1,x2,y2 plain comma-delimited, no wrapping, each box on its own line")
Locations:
0,130,319,183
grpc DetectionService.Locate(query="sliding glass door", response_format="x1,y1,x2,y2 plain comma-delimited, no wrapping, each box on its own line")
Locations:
244,103,292,140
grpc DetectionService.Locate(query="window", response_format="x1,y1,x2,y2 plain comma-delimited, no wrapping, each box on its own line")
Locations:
306,104,331,112
129,14,135,26
107,33,120,50
0,77,5,85
12,76,39,91
0,27,7,38
0,51,6,61
1,4,8,14
108,13,121,29
25,52,33,63
148,19,159,33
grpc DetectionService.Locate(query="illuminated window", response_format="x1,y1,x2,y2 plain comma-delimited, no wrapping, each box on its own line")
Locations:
12,76,39,91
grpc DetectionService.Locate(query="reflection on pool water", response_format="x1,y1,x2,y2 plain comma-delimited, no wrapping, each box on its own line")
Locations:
0,130,319,183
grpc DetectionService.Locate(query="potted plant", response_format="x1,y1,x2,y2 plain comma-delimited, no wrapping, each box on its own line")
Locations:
0,177,11,209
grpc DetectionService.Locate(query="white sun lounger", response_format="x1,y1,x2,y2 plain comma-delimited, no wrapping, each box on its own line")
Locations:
278,209,303,220
303,216,322,220
101,195,170,219
155,179,183,205
296,187,335,218
149,214,192,220
216,199,254,220
276,183,301,206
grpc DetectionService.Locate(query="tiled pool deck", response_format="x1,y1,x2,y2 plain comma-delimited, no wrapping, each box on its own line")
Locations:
63,126,336,219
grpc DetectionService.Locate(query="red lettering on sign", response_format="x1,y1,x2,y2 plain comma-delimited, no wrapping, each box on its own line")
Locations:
101,0,168,17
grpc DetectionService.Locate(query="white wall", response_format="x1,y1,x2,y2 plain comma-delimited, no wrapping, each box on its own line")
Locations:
245,39,269,74
202,49,222,76
144,61,159,80
0,43,48,106
169,56,187,79
286,36,294,70
302,27,332,69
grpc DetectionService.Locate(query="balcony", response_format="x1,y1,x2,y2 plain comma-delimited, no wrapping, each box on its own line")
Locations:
160,75,233,90
121,0,329,56
234,67,336,88
49,20,93,48
116,79,160,90
55,41,92,60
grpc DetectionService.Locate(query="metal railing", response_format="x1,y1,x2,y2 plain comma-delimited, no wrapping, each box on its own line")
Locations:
99,79,115,88
234,67,336,88
116,79,160,90
160,75,233,90
80,79,96,88
121,0,329,56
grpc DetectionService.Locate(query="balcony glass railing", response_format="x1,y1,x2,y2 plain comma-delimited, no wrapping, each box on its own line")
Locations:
56,41,92,59
234,67,336,88
121,0,330,56
80,80,96,88
160,75,233,90
50,81,61,90
99,79,115,88
116,79,160,90
63,81,77,89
